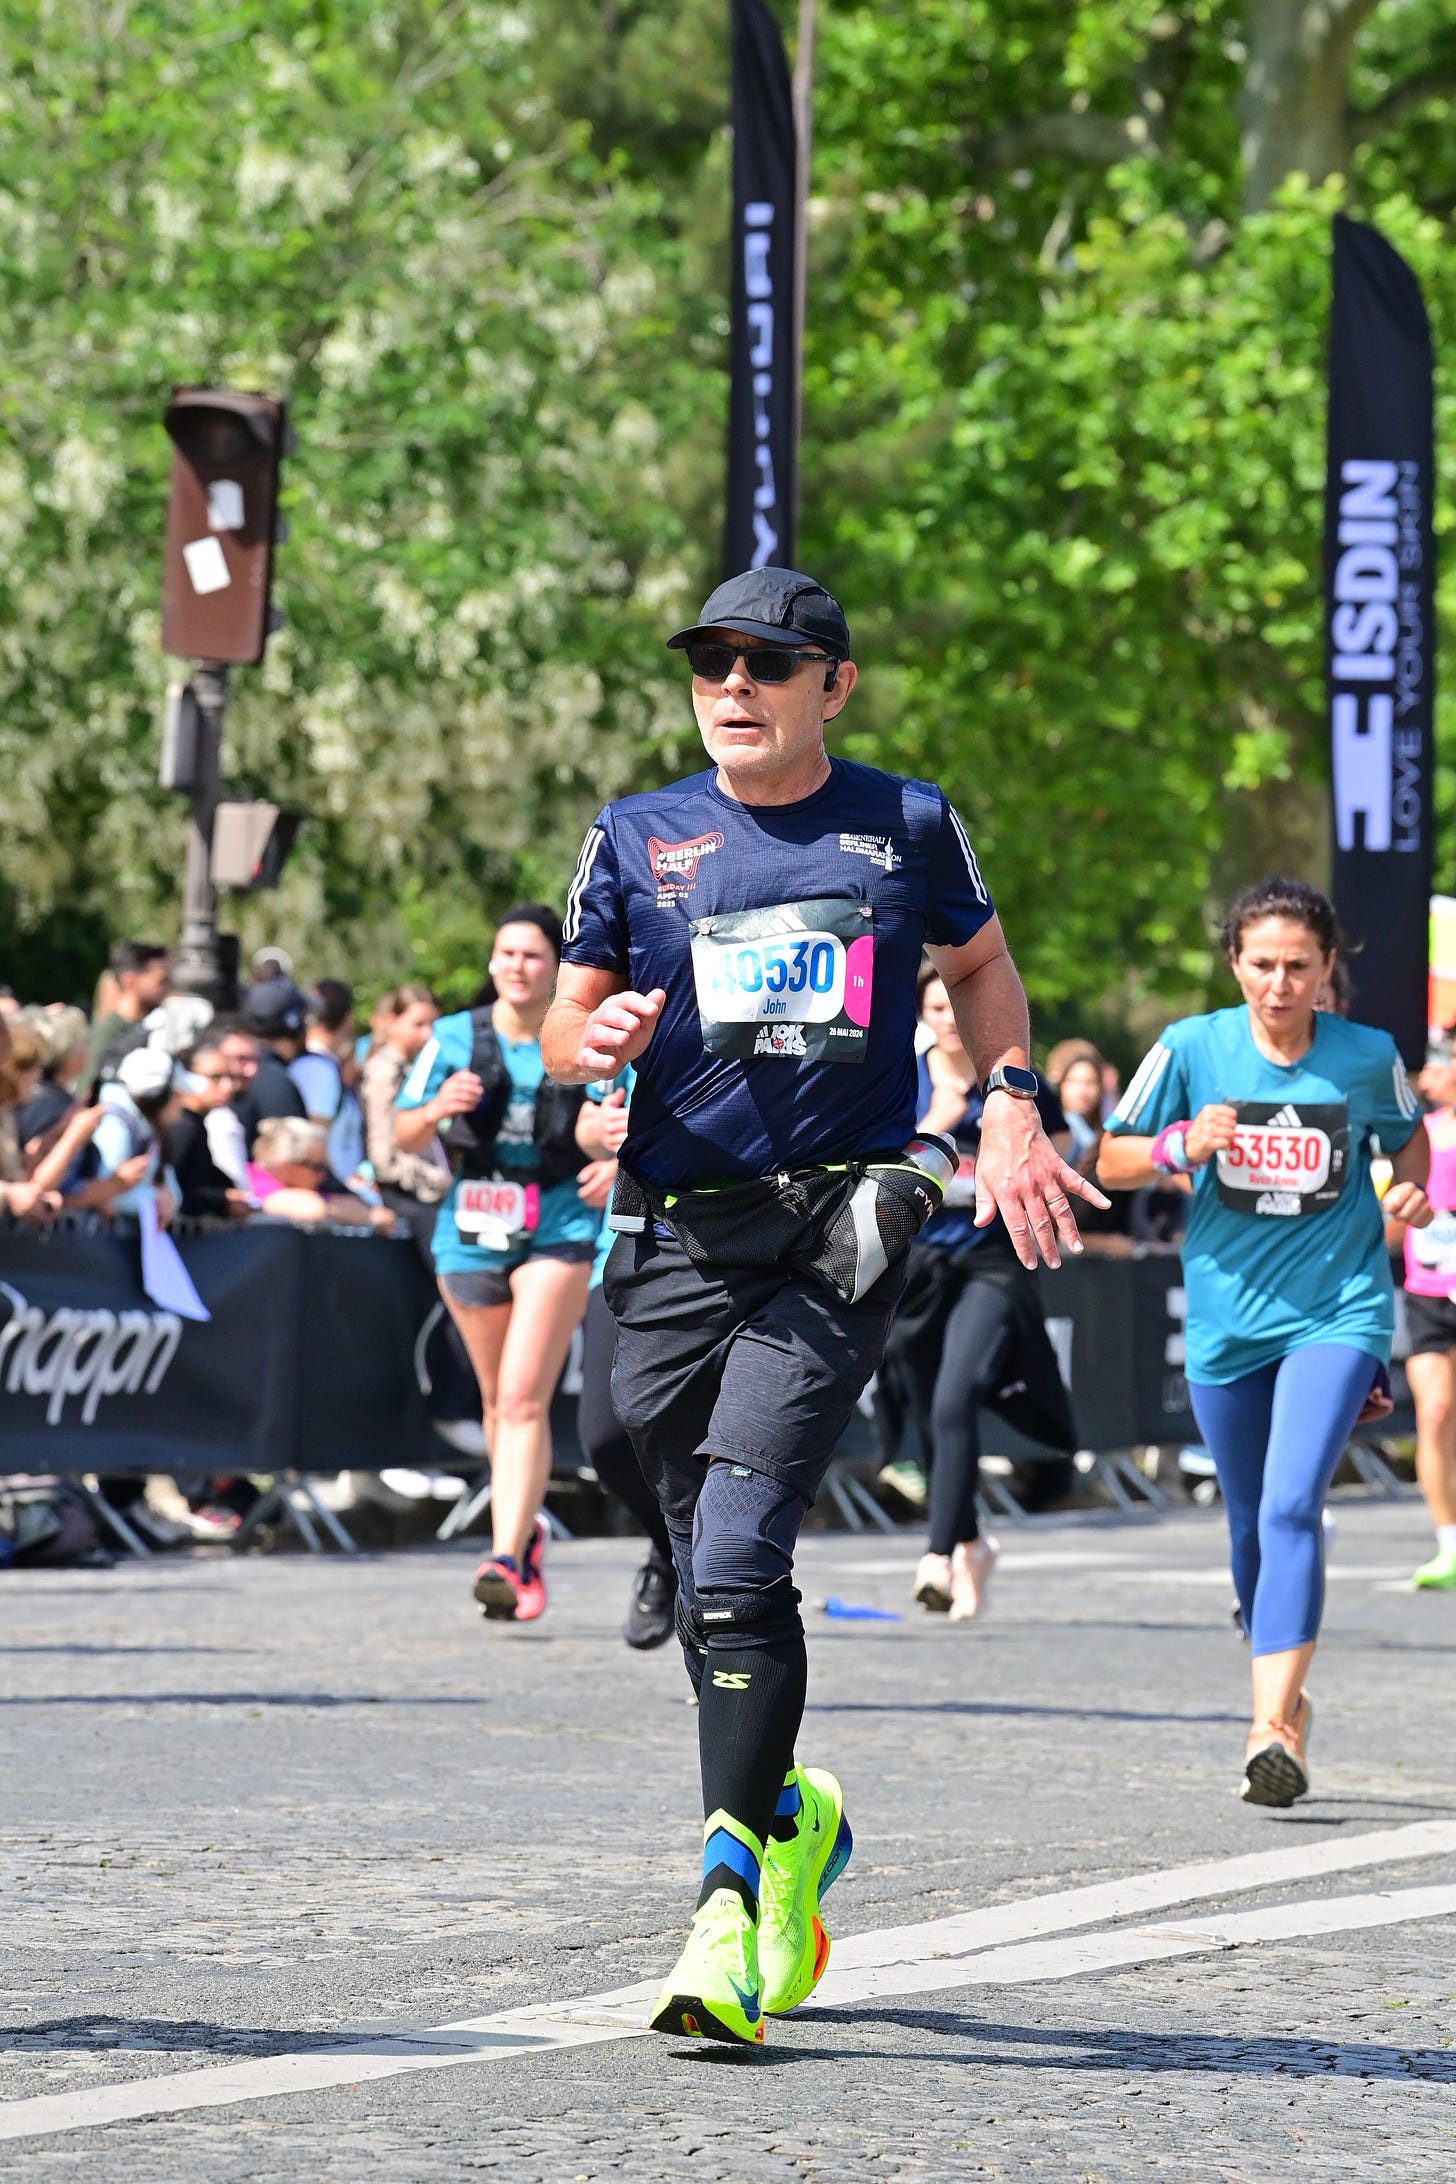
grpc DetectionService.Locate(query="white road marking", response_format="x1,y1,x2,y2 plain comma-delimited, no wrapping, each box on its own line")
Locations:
2,1821,1453,2142
818,1884,1456,2003
822,1816,1456,1979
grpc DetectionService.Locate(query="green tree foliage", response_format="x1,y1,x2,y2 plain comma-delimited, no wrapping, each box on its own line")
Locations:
0,0,723,997
0,1,1452,1041
806,0,1456,1039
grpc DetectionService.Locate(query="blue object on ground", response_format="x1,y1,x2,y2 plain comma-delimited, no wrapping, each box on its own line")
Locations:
823,1596,901,1621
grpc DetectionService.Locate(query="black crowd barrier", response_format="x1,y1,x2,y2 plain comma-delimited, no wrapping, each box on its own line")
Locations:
981,1252,1414,1457
0,1224,1414,1477
0,1216,441,1473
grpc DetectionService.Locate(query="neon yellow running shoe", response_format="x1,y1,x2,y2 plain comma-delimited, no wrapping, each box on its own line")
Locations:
648,1888,765,2045
759,1766,853,2015
1413,1546,1456,1590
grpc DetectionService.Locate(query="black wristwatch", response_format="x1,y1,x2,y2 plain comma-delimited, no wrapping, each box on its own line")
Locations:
982,1064,1040,1103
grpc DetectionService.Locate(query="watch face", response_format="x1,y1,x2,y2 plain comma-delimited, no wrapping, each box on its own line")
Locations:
1001,1065,1039,1095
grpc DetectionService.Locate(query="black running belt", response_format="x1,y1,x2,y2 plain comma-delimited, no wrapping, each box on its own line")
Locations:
607,1156,945,1303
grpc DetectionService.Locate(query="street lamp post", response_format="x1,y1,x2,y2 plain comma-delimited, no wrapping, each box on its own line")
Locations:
159,389,290,1004
170,663,228,1004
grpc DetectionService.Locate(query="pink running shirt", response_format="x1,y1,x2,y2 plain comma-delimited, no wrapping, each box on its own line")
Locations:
1404,1116,1456,1297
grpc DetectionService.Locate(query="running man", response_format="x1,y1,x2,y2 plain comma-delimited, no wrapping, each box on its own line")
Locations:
1100,877,1432,1807
1386,1029,1456,1589
542,565,1103,2044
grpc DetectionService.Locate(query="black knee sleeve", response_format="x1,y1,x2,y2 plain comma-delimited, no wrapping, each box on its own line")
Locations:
691,1461,808,1651
676,1589,706,1653
697,1576,803,1650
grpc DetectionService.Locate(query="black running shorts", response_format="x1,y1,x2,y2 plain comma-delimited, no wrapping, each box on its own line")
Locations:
1403,1288,1456,1358
602,1227,905,1525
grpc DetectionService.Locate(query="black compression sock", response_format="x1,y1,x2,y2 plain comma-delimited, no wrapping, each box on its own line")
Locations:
768,1768,801,1844
694,1627,807,1916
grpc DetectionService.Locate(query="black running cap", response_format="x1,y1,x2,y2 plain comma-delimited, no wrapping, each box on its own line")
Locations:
667,567,851,657
240,977,308,1038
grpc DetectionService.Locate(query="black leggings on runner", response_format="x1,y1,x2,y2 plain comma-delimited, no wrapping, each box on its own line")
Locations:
926,1269,1019,1556
577,1285,671,1560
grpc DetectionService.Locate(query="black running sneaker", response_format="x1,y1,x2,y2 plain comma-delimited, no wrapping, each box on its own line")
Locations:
623,1552,676,1650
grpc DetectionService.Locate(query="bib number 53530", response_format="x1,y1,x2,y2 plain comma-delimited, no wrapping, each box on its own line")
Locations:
1214,1102,1349,1219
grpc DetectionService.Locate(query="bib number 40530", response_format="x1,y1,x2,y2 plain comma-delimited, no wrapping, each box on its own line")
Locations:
689,896,874,1065
704,935,846,1014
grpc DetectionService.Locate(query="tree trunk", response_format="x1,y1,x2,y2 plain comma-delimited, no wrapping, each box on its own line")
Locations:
1237,0,1380,211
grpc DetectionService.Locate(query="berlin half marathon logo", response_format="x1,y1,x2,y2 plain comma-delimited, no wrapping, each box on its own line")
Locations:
0,1281,183,1426
648,830,724,903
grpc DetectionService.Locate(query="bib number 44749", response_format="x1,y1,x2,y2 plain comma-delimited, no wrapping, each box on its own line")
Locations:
454,1179,539,1247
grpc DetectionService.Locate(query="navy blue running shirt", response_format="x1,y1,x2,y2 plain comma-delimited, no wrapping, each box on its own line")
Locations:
559,759,994,1187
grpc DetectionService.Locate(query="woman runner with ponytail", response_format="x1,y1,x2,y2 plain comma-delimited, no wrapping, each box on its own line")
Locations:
1099,878,1432,1807
395,906,613,1624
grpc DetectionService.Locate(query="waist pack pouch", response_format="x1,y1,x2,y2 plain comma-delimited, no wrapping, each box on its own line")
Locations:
658,1167,853,1273
611,1156,944,1304
809,1160,946,1302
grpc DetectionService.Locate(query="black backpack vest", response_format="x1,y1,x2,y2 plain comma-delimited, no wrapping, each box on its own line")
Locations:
438,1006,586,1189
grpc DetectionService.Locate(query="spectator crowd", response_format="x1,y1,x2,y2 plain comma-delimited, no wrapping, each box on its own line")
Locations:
1,932,1187,1562
0,943,443,1237
0,943,464,1545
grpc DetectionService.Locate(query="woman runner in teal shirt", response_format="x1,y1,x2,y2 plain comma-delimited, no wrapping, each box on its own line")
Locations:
1100,878,1432,1809
395,906,607,1624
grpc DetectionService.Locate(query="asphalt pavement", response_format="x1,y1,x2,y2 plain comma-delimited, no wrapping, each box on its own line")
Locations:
3,1496,1454,2180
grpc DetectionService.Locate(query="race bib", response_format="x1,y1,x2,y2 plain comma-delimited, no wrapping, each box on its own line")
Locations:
454,1179,539,1249
1411,1209,1456,1275
690,897,873,1064
1214,1102,1349,1219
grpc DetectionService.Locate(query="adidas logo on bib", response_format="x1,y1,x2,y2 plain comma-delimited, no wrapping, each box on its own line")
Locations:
1253,1189,1302,1217
1267,1104,1302,1128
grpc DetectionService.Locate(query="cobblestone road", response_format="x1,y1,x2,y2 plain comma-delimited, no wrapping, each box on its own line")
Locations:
3,1498,1454,2179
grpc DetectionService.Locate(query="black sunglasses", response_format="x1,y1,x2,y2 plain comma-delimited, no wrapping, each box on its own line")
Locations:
684,642,837,685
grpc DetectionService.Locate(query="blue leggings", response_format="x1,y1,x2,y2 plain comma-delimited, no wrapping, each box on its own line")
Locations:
1188,1345,1376,1657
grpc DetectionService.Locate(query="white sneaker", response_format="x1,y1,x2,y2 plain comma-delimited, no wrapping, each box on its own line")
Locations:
914,1551,953,1612
379,1468,447,1501
124,1505,195,1550
948,1535,999,1621
433,1420,487,1458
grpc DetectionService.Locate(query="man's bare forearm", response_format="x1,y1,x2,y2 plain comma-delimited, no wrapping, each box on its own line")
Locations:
542,1001,593,1084
941,943,1031,1088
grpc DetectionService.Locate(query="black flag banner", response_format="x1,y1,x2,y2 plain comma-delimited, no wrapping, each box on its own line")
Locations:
1326,213,1437,1065
725,0,797,574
